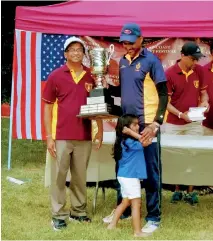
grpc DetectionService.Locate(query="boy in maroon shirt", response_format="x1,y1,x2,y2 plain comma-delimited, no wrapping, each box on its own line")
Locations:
162,42,209,205
203,42,213,134
43,37,103,230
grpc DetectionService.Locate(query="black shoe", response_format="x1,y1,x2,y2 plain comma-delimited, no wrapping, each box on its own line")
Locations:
65,181,70,188
170,191,183,203
184,192,199,206
69,215,91,223
51,218,67,231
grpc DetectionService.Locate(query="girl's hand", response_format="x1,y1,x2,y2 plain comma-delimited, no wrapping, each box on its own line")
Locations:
122,126,130,134
141,139,152,147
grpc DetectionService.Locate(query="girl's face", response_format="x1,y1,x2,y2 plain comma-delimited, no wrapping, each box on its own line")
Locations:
129,118,139,133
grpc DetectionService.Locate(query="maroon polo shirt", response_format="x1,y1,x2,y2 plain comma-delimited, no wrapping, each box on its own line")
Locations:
42,64,94,140
203,61,213,129
166,63,208,125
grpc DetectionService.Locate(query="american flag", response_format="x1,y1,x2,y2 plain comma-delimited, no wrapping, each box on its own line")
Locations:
12,30,73,140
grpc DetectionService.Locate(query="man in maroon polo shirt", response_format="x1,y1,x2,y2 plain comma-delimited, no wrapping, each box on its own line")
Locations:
42,37,103,230
203,42,213,134
162,42,209,205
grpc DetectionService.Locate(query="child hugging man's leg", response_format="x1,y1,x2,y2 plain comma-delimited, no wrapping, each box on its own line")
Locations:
108,177,144,237
107,114,148,237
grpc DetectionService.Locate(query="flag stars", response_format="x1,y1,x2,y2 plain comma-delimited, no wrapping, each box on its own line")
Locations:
41,33,69,80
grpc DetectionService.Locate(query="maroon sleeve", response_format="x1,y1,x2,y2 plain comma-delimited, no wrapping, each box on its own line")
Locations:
42,73,57,103
195,64,208,91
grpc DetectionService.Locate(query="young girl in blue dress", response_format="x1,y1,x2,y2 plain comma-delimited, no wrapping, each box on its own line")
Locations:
107,114,147,237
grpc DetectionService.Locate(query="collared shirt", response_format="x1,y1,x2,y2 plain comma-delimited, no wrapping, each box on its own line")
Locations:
42,64,94,140
119,48,166,126
203,61,213,129
117,138,147,179
166,63,208,125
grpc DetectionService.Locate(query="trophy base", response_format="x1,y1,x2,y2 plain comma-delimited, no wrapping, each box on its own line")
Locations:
78,103,122,119
90,88,112,103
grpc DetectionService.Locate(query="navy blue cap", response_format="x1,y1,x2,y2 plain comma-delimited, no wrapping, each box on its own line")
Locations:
181,41,205,60
120,23,142,43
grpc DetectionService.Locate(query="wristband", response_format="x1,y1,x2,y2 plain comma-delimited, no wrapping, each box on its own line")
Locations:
148,125,157,133
153,121,160,128
178,112,182,119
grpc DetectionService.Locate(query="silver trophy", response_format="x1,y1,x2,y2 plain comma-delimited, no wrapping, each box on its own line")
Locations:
78,44,122,118
89,44,114,88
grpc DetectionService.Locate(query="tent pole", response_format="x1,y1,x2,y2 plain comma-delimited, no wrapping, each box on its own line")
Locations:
7,76,15,170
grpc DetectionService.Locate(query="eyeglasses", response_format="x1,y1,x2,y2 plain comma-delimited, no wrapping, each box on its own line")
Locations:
67,48,84,54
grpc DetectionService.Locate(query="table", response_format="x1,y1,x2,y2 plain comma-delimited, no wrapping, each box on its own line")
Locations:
45,134,213,213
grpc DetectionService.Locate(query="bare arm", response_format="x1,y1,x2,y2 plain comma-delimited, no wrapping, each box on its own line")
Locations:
167,97,191,123
44,102,56,157
93,119,103,149
44,103,53,136
123,127,151,147
200,90,209,103
199,90,209,111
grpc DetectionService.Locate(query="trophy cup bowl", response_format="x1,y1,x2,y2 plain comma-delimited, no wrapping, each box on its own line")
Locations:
77,44,122,119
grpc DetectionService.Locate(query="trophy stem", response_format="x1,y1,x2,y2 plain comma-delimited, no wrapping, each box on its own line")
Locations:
95,74,104,89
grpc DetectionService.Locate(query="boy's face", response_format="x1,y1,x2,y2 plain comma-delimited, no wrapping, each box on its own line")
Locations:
129,118,139,133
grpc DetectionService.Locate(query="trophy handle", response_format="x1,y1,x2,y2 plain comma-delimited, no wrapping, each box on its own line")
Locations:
106,44,114,65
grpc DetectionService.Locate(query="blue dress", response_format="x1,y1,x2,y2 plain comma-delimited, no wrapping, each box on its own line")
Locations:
117,138,147,180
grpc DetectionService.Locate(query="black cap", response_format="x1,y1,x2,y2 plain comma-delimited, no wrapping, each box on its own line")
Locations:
181,41,205,60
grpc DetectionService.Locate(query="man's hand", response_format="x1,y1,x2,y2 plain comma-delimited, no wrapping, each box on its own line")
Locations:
199,101,210,112
102,77,109,89
180,112,192,123
140,123,157,144
47,136,56,158
93,131,103,150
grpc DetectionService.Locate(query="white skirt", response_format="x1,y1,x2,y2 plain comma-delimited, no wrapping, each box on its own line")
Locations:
117,176,141,199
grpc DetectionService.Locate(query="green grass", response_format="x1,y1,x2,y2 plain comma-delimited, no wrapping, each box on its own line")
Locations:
1,118,213,240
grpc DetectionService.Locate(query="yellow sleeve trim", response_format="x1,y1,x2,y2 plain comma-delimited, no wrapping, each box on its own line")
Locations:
42,98,55,104
51,100,58,140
